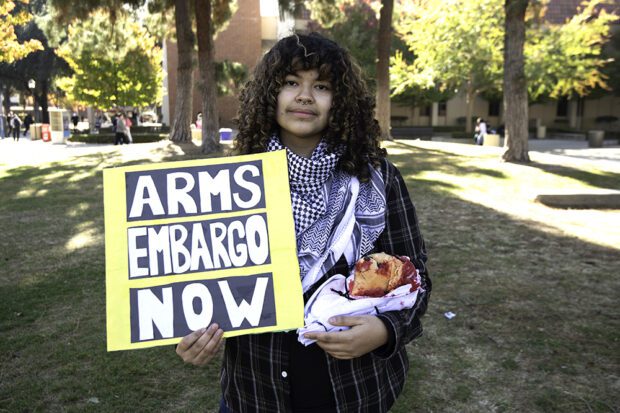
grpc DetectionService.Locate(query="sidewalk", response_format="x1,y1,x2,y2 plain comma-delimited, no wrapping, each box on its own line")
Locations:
2,135,620,171
0,136,182,168
416,136,620,172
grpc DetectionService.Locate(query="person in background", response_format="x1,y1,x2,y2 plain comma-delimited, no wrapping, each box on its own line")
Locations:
474,117,487,145
114,113,128,145
6,112,14,138
124,113,133,144
11,113,22,141
23,113,34,137
71,112,79,130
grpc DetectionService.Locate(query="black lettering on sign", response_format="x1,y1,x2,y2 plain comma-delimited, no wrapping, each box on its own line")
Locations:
126,213,270,278
129,273,276,342
125,160,265,221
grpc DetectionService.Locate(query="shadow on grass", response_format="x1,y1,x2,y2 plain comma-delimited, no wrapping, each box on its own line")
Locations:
523,161,620,190
0,144,618,412
0,146,226,412
386,149,620,412
392,146,510,180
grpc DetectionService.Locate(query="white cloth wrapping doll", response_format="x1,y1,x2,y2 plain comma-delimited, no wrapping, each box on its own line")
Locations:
298,270,423,346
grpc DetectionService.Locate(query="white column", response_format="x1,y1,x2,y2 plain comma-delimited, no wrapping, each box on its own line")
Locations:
431,102,439,126
161,40,170,127
568,99,578,129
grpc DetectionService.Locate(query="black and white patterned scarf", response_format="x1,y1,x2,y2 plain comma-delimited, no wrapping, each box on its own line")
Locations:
267,136,386,292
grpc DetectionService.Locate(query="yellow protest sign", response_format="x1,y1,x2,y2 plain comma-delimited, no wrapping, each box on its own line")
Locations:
103,151,303,351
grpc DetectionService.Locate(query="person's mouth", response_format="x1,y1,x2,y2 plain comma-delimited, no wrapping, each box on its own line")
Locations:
287,107,318,117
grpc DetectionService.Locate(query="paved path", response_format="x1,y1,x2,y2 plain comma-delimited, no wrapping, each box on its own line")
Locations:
1,135,619,172
411,137,620,173
0,137,192,168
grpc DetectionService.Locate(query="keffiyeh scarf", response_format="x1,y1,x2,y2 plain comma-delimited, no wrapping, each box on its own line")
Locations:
267,136,386,292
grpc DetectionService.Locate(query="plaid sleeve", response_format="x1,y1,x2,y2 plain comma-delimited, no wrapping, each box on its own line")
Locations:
373,159,432,359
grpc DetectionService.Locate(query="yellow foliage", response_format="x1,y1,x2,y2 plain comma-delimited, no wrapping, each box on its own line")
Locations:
0,0,43,63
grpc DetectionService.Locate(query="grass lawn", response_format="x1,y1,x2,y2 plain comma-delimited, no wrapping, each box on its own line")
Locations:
1,139,618,412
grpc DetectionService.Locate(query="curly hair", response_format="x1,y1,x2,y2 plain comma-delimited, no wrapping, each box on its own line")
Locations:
232,32,386,182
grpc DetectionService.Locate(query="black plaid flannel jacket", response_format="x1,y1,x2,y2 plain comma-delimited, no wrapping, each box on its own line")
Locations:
221,159,431,412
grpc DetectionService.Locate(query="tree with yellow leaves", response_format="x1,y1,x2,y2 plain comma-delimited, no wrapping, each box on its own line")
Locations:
0,0,43,63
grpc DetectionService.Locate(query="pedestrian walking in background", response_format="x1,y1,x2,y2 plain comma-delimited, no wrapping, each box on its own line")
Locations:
114,113,128,145
11,113,22,141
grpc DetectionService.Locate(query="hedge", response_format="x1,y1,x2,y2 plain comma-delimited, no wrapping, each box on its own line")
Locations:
98,125,171,134
452,132,473,139
68,133,168,144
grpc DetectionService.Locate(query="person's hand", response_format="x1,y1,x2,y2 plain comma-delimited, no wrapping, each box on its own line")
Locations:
176,323,225,366
303,315,389,360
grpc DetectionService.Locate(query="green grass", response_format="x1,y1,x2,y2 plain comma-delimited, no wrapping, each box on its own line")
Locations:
1,140,618,412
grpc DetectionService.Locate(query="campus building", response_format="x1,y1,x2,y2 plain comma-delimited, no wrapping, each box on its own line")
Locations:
162,0,619,136
390,0,619,135
162,0,300,128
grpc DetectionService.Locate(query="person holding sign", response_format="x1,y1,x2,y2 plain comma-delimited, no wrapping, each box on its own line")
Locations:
176,33,431,413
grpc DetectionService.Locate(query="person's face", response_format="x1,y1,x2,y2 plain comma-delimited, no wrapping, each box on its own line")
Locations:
276,69,333,152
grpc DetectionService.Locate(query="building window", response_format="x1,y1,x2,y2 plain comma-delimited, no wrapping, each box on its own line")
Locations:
438,101,447,116
488,100,500,117
419,105,431,117
556,97,568,117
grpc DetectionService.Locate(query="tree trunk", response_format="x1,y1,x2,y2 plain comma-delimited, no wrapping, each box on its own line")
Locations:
195,0,221,154
502,0,530,162
2,86,10,115
170,0,195,143
40,80,49,124
376,0,393,141
33,92,40,123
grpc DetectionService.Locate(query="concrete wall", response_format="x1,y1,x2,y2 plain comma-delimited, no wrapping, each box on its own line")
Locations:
394,93,620,132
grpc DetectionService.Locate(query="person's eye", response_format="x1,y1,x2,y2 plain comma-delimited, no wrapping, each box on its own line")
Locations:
315,84,331,91
284,80,298,87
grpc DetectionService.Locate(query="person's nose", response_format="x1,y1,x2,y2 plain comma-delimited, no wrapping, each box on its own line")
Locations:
295,84,314,105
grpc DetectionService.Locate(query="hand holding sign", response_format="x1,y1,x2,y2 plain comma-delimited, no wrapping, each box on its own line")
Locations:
176,324,225,366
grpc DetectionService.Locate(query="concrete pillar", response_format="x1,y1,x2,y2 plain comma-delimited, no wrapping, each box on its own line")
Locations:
87,107,95,133
161,40,170,126
431,102,439,126
568,99,578,129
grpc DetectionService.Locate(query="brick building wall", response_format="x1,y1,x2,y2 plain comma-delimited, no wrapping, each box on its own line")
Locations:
165,0,262,128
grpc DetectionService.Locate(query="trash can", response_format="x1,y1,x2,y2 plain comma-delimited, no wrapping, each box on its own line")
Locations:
536,125,546,139
41,123,51,142
219,128,233,141
30,123,42,140
483,134,501,147
191,127,202,142
587,130,604,148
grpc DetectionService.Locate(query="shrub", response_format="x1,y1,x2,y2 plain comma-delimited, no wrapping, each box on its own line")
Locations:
594,115,618,124
452,131,472,139
434,126,465,133
68,133,168,144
